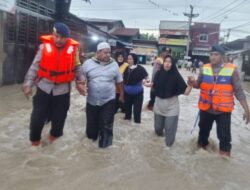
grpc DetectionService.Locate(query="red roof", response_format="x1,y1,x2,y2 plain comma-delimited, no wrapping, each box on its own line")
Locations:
111,28,139,37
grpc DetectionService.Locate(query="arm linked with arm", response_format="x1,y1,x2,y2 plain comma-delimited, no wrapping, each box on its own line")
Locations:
75,50,87,95
187,67,203,89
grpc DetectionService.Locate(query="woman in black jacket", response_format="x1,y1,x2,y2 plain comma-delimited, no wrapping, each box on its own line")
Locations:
123,53,149,123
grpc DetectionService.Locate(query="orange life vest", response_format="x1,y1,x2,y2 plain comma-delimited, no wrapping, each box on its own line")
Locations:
37,35,79,83
198,63,236,112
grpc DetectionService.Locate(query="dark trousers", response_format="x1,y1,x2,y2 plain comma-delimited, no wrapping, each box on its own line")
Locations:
148,89,155,107
30,88,70,142
115,93,125,113
86,99,115,148
198,110,232,152
124,92,143,123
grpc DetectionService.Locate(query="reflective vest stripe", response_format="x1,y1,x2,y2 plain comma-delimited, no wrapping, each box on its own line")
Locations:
198,63,235,112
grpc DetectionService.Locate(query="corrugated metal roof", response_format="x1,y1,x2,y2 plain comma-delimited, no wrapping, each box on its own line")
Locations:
82,17,121,23
159,21,188,30
111,28,139,37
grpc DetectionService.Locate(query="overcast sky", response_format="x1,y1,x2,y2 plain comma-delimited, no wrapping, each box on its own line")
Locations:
70,0,250,41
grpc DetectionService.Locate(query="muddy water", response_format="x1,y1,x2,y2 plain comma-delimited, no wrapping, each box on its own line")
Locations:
0,66,250,190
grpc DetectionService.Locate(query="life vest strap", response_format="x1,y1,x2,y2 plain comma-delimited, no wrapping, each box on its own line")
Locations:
39,66,74,77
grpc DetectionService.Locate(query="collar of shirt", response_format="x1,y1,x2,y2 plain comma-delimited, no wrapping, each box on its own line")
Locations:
92,57,114,65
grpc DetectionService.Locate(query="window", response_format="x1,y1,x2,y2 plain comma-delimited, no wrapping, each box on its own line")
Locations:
28,15,37,43
199,34,208,42
5,13,16,42
17,0,55,17
17,13,28,44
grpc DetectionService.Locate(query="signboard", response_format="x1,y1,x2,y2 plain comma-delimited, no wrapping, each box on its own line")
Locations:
160,30,188,36
192,50,209,56
0,0,16,14
159,38,187,46
132,46,157,56
192,47,210,56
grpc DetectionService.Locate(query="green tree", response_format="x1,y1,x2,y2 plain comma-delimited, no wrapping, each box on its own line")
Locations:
140,33,156,40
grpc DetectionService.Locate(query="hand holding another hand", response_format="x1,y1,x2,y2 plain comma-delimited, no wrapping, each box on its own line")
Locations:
143,78,152,87
76,81,88,96
187,76,196,87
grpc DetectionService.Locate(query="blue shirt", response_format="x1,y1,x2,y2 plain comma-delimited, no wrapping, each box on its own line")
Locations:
82,58,123,106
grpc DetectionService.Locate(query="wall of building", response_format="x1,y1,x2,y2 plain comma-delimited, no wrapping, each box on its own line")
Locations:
0,11,5,85
0,0,55,85
191,23,220,48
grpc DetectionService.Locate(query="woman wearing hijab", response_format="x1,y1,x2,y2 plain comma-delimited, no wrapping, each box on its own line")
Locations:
153,55,192,147
114,52,129,113
123,53,149,123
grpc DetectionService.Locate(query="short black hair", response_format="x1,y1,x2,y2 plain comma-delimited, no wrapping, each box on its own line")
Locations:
127,53,138,64
161,47,171,53
114,51,125,60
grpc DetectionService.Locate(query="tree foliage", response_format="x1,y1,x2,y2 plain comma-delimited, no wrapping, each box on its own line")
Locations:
140,33,157,40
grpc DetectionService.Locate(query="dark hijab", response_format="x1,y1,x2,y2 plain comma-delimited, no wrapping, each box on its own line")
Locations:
153,55,187,98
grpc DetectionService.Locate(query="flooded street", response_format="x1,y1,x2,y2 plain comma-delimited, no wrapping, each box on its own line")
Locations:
1,65,250,190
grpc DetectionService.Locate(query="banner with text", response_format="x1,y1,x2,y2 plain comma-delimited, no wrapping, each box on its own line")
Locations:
159,38,187,46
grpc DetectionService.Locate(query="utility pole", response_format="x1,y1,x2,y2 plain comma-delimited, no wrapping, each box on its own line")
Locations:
225,29,231,43
183,5,199,59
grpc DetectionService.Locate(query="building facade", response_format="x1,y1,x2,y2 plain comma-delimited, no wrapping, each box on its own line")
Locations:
159,21,188,59
191,22,220,62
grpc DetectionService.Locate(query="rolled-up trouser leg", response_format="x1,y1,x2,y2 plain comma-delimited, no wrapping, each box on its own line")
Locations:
30,88,51,142
164,115,178,147
154,113,165,136
98,99,115,148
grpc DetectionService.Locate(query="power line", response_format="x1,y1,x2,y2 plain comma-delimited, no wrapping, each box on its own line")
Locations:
71,7,160,11
208,0,247,22
201,0,241,21
230,21,250,29
147,0,180,16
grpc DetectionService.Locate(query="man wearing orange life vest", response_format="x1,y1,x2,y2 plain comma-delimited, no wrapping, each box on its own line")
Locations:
22,22,85,146
188,45,250,157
